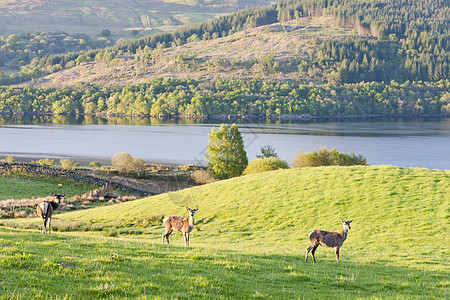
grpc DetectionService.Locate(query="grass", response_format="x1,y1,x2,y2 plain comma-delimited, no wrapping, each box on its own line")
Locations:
1,165,449,298
0,173,99,201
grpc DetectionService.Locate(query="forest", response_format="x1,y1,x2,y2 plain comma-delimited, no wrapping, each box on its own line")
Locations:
0,77,448,117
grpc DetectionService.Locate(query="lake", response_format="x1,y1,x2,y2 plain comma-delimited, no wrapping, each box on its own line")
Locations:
0,116,449,170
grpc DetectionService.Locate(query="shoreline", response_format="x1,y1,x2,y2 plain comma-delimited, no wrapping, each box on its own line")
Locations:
1,111,449,121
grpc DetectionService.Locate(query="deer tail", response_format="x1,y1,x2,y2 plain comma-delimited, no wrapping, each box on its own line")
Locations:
39,202,49,218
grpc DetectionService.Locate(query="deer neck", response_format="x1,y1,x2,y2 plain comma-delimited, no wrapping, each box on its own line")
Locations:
188,215,195,227
341,228,349,242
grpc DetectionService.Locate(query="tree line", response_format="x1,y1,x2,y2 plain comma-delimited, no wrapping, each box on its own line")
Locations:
0,78,448,117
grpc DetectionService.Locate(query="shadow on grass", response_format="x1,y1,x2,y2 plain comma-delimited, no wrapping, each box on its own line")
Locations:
0,227,447,299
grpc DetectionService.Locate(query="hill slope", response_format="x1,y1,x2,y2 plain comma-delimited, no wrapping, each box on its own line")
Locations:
51,166,449,265
32,17,349,88
2,165,448,298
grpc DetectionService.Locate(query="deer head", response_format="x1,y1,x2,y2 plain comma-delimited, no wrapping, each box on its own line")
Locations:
52,193,65,204
339,219,352,230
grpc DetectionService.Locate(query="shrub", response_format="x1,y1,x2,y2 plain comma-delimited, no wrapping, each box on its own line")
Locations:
111,152,146,175
34,158,56,165
292,147,367,168
5,155,15,163
243,157,290,175
191,169,217,184
60,159,76,170
89,161,102,167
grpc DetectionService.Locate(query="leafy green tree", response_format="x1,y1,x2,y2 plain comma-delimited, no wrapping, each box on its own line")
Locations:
205,124,248,179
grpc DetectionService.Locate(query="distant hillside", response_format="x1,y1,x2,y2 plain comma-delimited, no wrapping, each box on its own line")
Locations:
31,17,349,87
0,0,272,37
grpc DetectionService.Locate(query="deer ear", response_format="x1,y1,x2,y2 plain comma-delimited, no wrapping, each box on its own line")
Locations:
339,219,344,223
52,193,56,196
348,220,353,223
193,208,198,212
186,207,190,211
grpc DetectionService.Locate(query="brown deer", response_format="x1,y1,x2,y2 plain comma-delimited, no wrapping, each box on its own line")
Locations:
36,193,64,234
162,207,198,246
305,219,352,263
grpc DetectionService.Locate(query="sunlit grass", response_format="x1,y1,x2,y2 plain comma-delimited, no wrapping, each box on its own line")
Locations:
1,165,449,298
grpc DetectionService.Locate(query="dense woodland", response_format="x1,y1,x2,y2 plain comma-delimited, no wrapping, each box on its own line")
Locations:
0,78,448,117
0,0,449,117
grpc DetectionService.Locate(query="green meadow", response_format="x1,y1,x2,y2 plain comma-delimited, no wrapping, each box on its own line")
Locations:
1,165,449,299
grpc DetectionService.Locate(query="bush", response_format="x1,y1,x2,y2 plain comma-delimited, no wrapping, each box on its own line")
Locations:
60,159,76,170
34,158,56,165
292,147,367,168
191,169,217,184
5,155,15,163
243,157,290,175
111,152,146,175
89,161,102,167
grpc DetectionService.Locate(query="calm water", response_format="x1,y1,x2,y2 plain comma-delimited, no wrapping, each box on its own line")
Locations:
0,116,449,170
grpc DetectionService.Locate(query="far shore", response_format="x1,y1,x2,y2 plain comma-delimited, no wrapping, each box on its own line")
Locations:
0,111,449,121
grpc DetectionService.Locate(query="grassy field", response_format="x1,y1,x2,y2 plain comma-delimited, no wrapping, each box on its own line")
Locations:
1,165,449,298
0,173,99,201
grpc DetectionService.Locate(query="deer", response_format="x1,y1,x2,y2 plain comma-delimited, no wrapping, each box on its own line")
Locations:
36,193,64,234
305,219,352,263
162,207,198,246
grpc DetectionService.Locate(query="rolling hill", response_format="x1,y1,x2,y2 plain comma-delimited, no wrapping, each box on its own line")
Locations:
1,165,448,298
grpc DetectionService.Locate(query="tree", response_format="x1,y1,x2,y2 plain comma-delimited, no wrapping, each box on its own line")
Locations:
205,124,248,179
256,145,278,158
101,29,111,37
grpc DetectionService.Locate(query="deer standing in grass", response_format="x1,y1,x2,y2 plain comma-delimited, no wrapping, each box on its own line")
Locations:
162,207,198,246
305,219,352,263
36,193,64,234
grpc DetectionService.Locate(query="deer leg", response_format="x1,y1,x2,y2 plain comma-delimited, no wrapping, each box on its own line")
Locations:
42,219,47,234
48,217,52,234
305,245,313,262
335,247,340,263
184,232,189,246
311,244,319,263
163,230,172,244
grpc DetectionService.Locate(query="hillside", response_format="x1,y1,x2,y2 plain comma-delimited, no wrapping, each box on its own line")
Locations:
8,166,449,258
2,166,448,298
0,0,272,37
31,17,350,88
